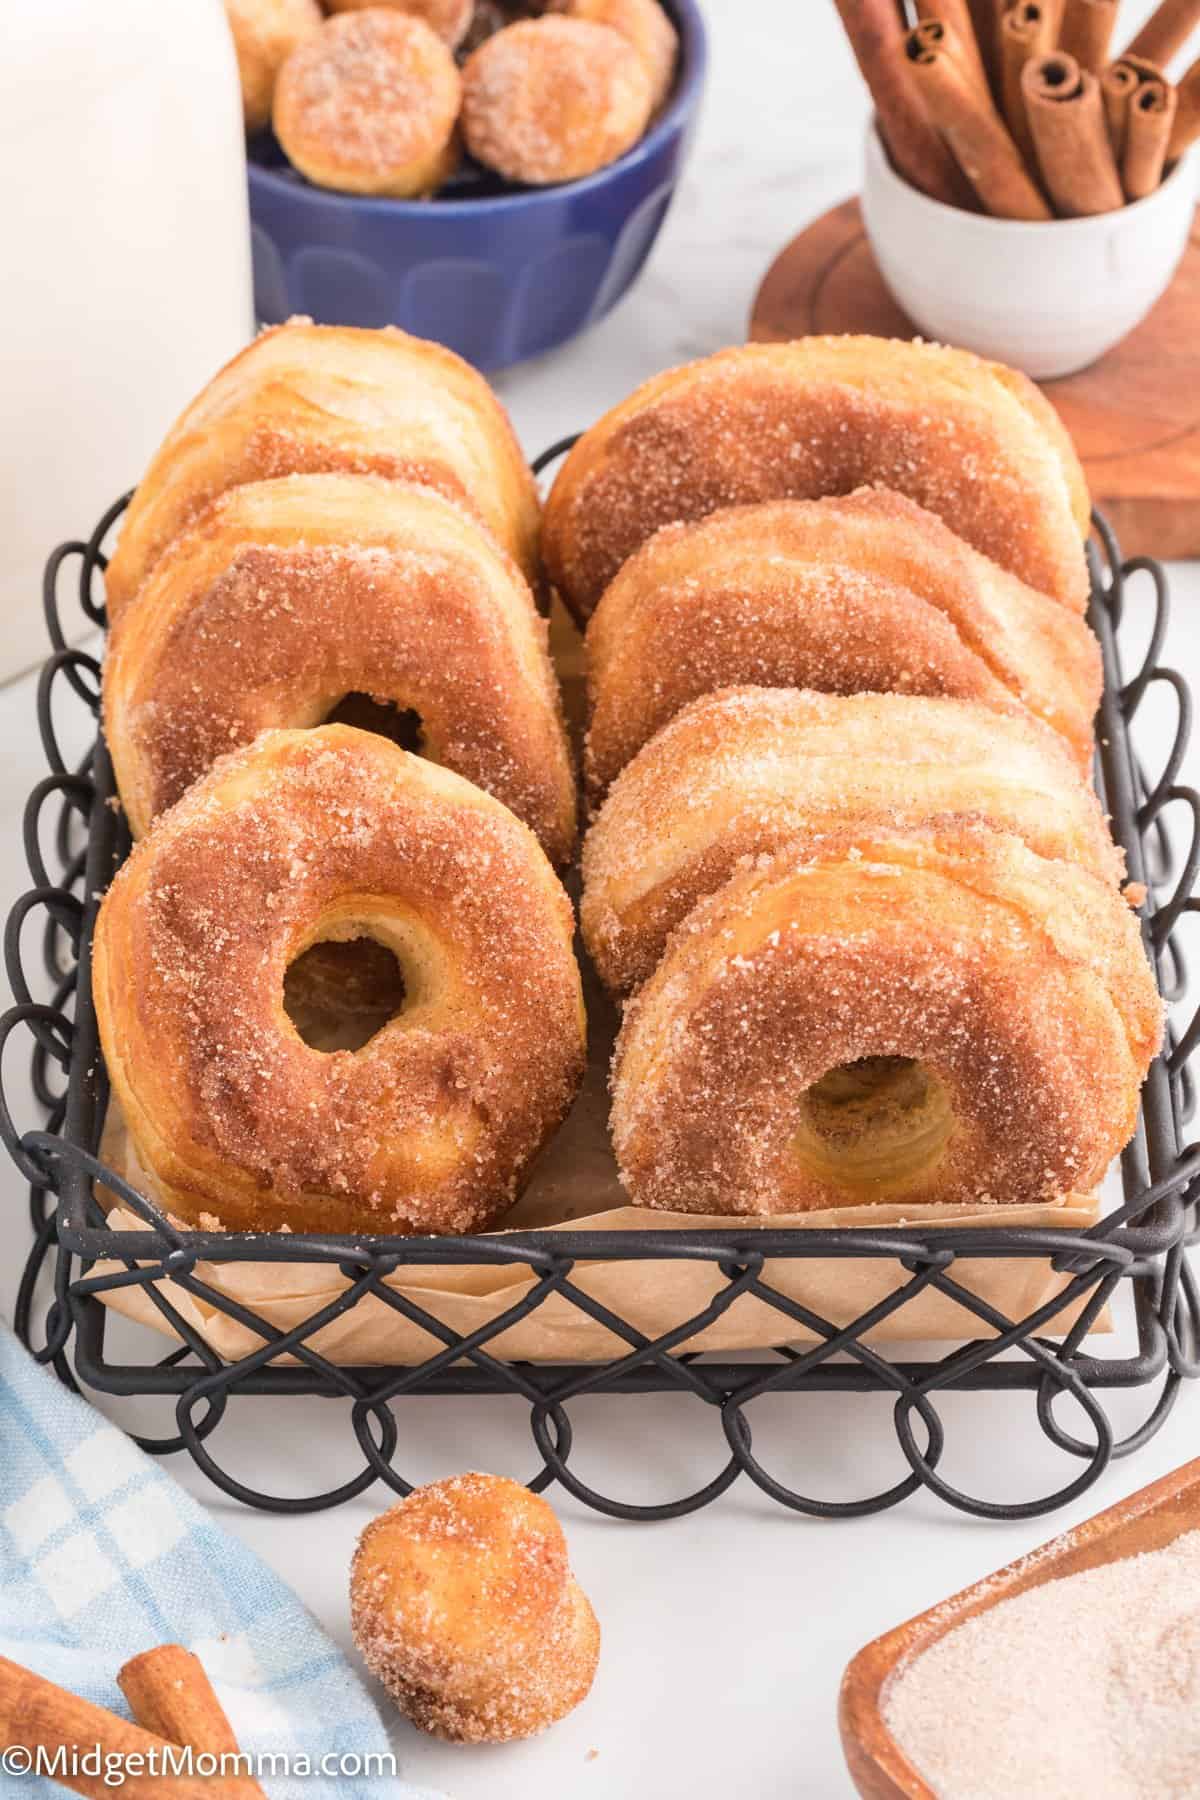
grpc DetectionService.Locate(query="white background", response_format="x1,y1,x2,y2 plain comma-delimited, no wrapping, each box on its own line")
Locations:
2,2,1198,1796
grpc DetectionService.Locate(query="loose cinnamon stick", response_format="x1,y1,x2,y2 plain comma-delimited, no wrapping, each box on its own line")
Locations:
1121,70,1179,193
1166,51,1200,154
1058,0,1120,69
1124,0,1200,69
1000,3,1056,163
1101,53,1163,153
920,0,994,101
906,20,1053,215
118,1647,243,1762
0,1654,260,1799
834,0,974,205
1023,51,1126,211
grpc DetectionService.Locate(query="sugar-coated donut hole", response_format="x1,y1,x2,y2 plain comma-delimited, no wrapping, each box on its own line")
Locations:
350,1471,600,1743
792,1056,955,1195
323,692,425,756
284,934,407,1052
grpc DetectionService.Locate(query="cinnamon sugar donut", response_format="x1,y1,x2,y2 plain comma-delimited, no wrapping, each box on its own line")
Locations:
584,490,1102,798
92,726,585,1236
582,687,1124,994
461,17,653,185
351,1473,599,1742
323,0,474,51
612,825,1161,1215
225,0,323,131
542,336,1092,623
104,474,577,862
105,319,541,619
273,10,461,196
556,0,678,110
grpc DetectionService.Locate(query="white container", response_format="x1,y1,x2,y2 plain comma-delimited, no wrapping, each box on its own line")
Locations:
0,0,254,684
861,123,1196,380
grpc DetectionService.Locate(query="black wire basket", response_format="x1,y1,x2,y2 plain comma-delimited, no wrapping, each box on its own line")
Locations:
3,484,1199,1525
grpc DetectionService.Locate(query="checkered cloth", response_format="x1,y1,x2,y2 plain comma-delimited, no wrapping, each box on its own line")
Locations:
0,1322,443,1799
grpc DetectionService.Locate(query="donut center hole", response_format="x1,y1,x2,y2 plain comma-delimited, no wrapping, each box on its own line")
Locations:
793,1057,954,1194
324,693,425,755
284,934,407,1053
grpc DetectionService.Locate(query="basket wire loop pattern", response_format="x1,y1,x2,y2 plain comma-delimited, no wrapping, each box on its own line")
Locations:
1,485,1199,1523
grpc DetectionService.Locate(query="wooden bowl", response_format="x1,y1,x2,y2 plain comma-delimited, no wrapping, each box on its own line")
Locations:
839,1456,1200,1799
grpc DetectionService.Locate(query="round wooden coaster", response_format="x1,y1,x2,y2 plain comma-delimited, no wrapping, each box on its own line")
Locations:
749,198,1200,561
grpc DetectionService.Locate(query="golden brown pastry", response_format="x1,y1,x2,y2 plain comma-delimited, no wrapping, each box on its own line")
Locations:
224,0,323,131
104,474,577,863
612,824,1161,1215
105,319,541,619
556,0,678,110
322,0,474,50
542,336,1092,623
461,17,653,185
273,10,462,196
92,726,585,1236
584,489,1102,798
351,1473,599,1743
582,687,1124,994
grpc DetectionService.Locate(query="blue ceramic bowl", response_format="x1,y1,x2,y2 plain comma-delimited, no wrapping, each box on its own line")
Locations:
247,0,707,371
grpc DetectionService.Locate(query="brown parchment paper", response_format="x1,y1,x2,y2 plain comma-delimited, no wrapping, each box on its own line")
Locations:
92,972,1107,1364
90,608,1108,1363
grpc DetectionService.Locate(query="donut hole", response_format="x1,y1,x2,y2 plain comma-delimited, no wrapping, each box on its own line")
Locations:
793,1056,954,1194
284,934,407,1053
324,692,425,756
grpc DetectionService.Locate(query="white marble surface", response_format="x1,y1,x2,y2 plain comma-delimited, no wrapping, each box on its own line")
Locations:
3,2,1200,1797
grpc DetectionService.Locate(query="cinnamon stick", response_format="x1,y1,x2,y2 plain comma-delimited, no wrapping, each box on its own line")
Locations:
0,1654,260,1799
1023,51,1126,211
966,0,1009,92
1101,53,1163,154
1166,51,1200,155
1123,0,1200,70
834,0,974,205
906,20,1053,215
1000,3,1056,163
1121,70,1179,193
1058,0,1120,69
920,0,994,101
118,1647,243,1762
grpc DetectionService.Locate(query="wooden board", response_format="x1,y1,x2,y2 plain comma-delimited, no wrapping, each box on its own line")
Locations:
750,200,1200,562
839,1456,1200,1799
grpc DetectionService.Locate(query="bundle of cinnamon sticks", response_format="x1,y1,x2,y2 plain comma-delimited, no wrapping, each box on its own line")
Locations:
835,0,1200,216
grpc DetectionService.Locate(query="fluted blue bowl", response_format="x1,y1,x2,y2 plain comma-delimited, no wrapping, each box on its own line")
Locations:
246,0,706,371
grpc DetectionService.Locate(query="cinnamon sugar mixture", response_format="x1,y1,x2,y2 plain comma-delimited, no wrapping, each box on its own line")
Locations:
883,1530,1200,1798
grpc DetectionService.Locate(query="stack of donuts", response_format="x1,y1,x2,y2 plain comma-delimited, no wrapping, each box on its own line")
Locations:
94,321,1162,1251
546,336,1162,1218
96,319,585,1238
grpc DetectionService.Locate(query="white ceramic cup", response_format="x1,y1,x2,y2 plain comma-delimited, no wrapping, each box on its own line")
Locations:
860,123,1196,379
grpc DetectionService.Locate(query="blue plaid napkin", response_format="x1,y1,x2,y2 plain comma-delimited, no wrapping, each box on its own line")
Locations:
0,1321,444,1799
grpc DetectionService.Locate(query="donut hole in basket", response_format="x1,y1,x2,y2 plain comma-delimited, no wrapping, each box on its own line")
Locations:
792,1056,955,1195
323,691,425,756
284,933,408,1053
